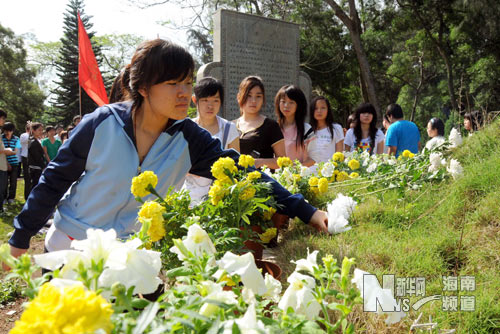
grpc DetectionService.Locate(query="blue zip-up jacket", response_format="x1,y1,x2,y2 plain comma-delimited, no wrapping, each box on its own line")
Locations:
9,102,317,249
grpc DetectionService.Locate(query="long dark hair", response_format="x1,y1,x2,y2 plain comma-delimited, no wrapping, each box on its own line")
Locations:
274,85,308,148
309,96,336,140
121,39,194,111
428,117,445,136
353,103,378,153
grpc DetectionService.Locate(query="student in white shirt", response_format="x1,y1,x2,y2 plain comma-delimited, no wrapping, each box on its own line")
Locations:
308,96,344,163
182,77,239,205
425,117,445,151
344,103,385,154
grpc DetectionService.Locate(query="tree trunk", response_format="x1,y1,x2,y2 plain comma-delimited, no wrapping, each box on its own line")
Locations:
325,0,381,117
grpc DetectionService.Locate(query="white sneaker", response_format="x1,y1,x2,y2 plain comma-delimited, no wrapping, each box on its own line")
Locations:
8,199,14,204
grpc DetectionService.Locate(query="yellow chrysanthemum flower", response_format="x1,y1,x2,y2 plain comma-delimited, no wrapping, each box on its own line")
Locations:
131,171,158,198
239,186,256,200
259,228,277,243
349,172,359,179
277,156,293,169
409,152,415,158
238,154,255,168
211,157,238,183
348,159,360,170
138,201,166,242
318,177,329,194
263,207,277,220
293,174,301,182
208,180,227,205
336,171,349,182
308,177,319,187
247,171,261,181
11,283,113,334
332,152,345,162
402,150,412,158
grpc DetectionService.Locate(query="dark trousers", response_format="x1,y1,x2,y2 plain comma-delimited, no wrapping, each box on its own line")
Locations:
0,170,7,211
29,168,42,191
22,157,31,200
6,164,19,200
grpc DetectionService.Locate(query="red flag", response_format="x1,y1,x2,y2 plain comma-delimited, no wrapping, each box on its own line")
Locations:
78,13,108,106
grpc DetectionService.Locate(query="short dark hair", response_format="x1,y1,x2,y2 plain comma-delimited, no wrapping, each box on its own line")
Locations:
386,103,404,119
428,118,445,136
122,39,195,111
55,124,64,130
3,122,15,132
194,77,224,105
464,111,482,131
46,125,55,132
31,122,43,131
73,115,81,123
0,109,6,119
60,131,68,141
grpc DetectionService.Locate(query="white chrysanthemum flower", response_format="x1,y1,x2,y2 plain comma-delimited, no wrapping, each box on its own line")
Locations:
449,128,463,148
447,159,464,179
367,162,378,173
326,194,357,234
300,165,313,178
320,162,335,178
428,152,446,173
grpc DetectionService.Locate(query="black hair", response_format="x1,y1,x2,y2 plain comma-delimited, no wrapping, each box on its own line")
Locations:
309,96,337,140
428,117,445,136
3,122,15,132
386,103,404,119
30,122,43,131
122,39,195,111
275,85,308,148
0,109,6,119
464,111,482,132
353,103,378,154
194,77,224,105
46,125,55,132
55,124,64,130
73,115,81,123
109,70,126,103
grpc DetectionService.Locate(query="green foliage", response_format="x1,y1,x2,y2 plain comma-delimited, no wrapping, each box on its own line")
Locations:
0,24,45,132
49,0,106,126
0,278,22,304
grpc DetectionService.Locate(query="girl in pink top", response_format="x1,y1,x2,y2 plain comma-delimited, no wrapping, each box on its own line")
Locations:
274,85,315,166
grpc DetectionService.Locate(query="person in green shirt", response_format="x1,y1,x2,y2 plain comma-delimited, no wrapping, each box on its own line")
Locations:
41,125,62,162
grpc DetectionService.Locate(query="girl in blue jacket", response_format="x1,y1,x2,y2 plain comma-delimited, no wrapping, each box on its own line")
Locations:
7,39,329,261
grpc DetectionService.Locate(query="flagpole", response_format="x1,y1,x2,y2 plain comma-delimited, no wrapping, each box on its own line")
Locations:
78,12,82,117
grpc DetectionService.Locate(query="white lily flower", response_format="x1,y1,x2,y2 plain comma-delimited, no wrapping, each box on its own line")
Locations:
447,159,464,179
291,249,319,275
222,303,268,334
199,281,238,317
320,162,335,178
278,272,320,320
217,252,266,295
170,224,216,261
449,128,462,148
326,194,357,234
351,268,406,325
99,238,162,295
262,273,282,303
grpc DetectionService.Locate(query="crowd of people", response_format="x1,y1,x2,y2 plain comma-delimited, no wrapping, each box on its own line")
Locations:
0,113,81,213
1,39,483,267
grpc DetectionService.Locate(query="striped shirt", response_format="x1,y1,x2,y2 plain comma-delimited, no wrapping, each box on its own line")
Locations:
2,134,21,165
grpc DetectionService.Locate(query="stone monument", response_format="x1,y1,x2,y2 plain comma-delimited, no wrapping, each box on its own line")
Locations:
197,9,312,121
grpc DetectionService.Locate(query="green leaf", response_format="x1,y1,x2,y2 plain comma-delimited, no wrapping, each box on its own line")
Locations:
165,267,193,278
132,302,160,334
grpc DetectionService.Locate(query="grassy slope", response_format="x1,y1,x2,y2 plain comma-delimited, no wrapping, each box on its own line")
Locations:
275,121,500,333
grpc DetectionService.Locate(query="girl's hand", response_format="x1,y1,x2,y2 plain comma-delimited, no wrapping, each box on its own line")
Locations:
309,210,329,233
1,246,28,271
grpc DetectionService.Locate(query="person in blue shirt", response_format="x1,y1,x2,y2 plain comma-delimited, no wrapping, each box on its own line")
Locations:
4,39,329,268
385,104,421,157
2,122,22,204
